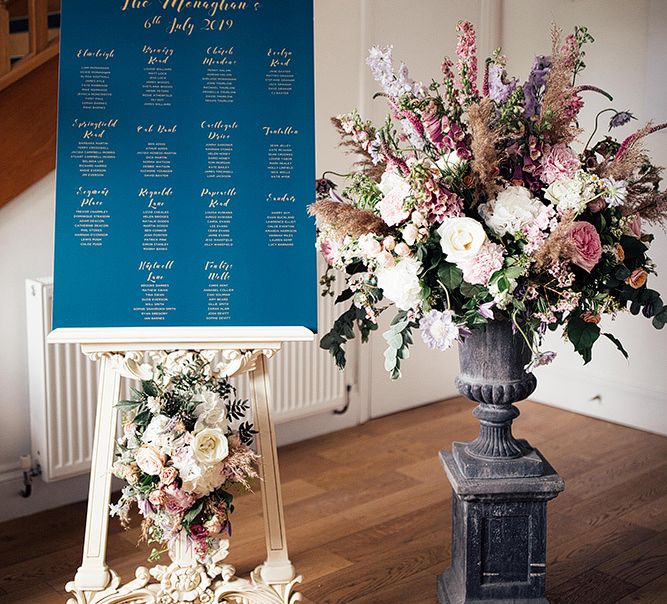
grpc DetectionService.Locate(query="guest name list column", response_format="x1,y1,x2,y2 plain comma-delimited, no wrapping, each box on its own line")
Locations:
52,0,316,331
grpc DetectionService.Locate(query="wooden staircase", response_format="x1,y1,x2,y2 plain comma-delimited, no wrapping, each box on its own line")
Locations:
0,0,60,209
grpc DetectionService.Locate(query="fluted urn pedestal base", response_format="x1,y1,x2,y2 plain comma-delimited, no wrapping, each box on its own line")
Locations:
438,321,564,604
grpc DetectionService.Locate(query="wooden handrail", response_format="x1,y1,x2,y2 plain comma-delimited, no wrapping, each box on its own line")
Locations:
28,0,48,54
0,3,9,77
0,0,59,92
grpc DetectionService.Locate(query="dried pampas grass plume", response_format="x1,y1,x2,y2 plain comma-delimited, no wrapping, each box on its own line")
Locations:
533,210,576,270
308,199,391,239
602,122,667,181
468,98,501,202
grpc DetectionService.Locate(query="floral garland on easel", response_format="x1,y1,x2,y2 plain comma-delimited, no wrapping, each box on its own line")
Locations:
110,350,259,563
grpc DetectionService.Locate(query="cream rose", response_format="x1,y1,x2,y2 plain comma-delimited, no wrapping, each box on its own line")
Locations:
479,186,544,236
135,445,165,476
193,428,229,465
437,217,487,263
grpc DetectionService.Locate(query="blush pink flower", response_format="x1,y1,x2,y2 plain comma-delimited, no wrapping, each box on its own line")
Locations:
377,188,410,226
568,221,602,273
163,483,196,514
320,240,339,265
628,215,642,238
460,242,505,285
539,144,580,185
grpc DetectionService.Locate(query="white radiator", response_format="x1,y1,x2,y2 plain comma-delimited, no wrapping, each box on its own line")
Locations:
25,273,345,482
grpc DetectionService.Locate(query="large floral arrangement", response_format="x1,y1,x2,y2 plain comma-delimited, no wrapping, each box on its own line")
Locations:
111,351,258,562
312,22,667,378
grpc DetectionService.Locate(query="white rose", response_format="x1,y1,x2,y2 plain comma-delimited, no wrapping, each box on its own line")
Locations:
193,390,228,433
376,256,422,311
479,186,544,236
543,173,593,214
193,428,229,465
142,414,172,448
437,217,487,263
402,223,418,246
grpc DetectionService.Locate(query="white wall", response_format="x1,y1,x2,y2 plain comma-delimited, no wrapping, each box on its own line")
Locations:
500,0,667,434
362,0,487,417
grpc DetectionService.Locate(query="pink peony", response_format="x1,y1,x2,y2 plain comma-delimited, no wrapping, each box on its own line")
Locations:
460,242,505,285
377,188,410,226
568,221,602,272
539,144,580,185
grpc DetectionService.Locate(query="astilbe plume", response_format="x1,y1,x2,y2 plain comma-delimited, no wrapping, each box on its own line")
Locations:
330,116,386,182
538,26,581,145
222,444,260,489
468,98,501,202
309,199,391,239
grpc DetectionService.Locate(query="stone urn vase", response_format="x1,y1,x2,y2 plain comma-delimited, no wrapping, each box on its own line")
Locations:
438,320,564,604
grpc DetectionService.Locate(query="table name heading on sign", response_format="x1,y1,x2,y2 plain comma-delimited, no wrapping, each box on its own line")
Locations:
52,0,317,332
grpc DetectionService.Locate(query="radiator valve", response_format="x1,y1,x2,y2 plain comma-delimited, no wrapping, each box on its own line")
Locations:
19,455,41,498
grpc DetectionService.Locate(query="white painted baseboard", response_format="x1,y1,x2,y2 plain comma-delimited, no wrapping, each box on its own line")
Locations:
533,368,667,437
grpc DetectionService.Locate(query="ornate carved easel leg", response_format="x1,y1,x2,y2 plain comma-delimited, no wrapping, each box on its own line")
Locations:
67,356,123,603
249,355,300,590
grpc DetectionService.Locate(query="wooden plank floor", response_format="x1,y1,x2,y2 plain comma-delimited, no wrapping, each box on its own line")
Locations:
1,398,666,603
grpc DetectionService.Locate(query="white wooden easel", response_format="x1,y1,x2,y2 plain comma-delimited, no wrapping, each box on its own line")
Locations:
48,327,313,604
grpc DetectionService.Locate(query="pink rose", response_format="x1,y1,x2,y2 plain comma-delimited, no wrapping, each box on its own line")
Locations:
160,466,178,485
135,445,165,476
376,250,395,268
394,242,410,257
587,198,606,213
148,489,166,508
539,144,580,185
568,221,602,272
377,189,410,226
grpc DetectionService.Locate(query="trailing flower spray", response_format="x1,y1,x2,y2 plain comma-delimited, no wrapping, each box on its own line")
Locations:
311,23,667,378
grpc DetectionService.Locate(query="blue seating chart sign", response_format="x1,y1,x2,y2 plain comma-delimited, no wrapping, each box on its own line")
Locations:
52,0,316,332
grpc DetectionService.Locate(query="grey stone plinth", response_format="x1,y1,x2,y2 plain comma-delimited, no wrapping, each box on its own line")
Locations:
438,321,565,603
438,450,564,604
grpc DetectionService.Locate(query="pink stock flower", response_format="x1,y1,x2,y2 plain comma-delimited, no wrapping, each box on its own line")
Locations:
568,221,602,273
539,144,580,185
